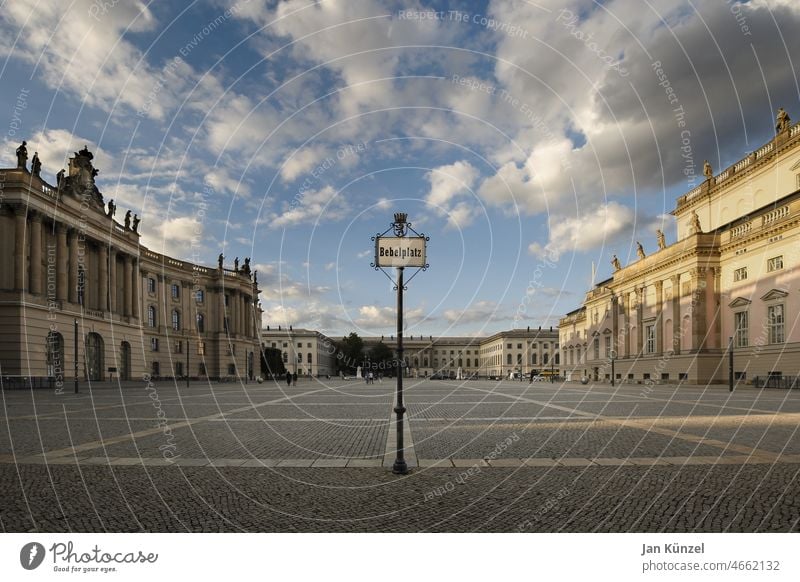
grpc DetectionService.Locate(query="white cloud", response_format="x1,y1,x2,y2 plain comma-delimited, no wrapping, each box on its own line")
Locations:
269,185,349,228
425,160,482,228
528,202,634,260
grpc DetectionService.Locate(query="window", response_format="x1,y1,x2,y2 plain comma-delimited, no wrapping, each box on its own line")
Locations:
734,311,748,348
466,358,471,367
516,354,522,364
297,353,303,363
593,338,599,360
176,362,183,377
283,352,288,363
195,289,204,302
532,353,537,365
196,313,205,333
147,278,156,293
151,337,159,351
174,341,182,354
554,353,560,365
604,336,611,357
282,342,287,348
152,361,160,376
197,341,205,355
307,342,312,348
307,353,312,363
767,255,784,272
298,342,302,348
517,343,522,349
506,343,512,349
148,306,156,328
228,364,236,375
172,310,180,331
171,284,180,298
767,305,785,344
645,325,656,354
271,342,276,348
661,373,669,380
224,294,229,307
507,354,512,365
543,353,549,365
734,267,747,282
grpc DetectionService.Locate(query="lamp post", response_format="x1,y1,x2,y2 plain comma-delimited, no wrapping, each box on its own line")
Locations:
371,212,428,475
73,319,79,394
186,339,190,388
728,336,734,392
610,350,616,387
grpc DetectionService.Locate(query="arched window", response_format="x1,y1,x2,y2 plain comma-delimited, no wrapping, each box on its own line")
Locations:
196,289,204,302
196,313,205,333
172,310,180,331
297,353,303,363
423,358,428,367
517,354,522,364
148,305,156,328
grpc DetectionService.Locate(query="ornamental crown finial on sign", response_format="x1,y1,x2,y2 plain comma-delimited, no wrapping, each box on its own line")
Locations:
393,212,407,224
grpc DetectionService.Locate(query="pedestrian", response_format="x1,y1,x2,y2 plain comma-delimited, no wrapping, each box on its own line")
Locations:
368,371,374,384
286,371,292,388
292,372,297,386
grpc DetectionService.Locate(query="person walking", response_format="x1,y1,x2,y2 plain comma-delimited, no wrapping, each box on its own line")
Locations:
292,372,298,386
286,371,292,388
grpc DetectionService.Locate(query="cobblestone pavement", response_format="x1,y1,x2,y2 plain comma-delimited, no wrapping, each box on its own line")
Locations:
2,377,799,532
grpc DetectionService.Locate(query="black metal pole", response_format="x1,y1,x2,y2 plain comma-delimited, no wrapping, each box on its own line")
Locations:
611,355,615,387
393,266,408,474
186,340,190,388
73,319,79,394
729,336,734,392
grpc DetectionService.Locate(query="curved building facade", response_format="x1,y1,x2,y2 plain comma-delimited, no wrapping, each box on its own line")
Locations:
0,144,262,387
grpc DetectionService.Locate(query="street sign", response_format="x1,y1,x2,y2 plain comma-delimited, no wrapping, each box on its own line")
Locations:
374,236,426,268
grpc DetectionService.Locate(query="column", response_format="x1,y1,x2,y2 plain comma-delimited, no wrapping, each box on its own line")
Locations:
690,268,707,352
218,289,225,333
636,288,644,356
123,254,132,317
230,290,238,335
109,248,117,314
239,292,245,336
611,295,619,356
671,275,681,354
56,224,68,302
68,229,79,304
14,208,26,291
654,280,663,354
98,244,108,311
623,292,632,358
131,259,139,319
30,212,43,295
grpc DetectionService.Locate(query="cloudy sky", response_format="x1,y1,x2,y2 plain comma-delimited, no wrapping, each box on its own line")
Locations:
1,0,798,337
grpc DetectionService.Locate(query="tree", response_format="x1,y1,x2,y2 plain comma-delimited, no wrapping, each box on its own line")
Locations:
260,346,285,378
367,341,396,377
336,332,364,374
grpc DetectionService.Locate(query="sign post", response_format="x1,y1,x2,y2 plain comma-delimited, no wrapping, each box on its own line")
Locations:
372,213,428,474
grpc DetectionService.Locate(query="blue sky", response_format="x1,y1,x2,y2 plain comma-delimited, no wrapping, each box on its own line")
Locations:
2,0,799,337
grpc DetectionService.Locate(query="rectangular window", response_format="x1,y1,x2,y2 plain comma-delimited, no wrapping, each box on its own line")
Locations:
661,373,669,380
767,304,785,344
604,336,611,357
734,311,748,348
197,341,205,355
171,284,180,298
733,267,747,282
593,338,599,360
151,337,159,352
767,255,784,272
517,343,522,349
174,341,182,354
645,325,656,354
147,278,156,293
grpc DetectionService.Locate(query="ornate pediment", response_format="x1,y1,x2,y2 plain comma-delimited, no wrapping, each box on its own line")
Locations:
602,328,612,334
760,289,789,302
728,297,752,308
790,158,800,171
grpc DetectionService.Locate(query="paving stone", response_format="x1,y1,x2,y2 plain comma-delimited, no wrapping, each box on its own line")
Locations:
208,459,247,467
311,459,348,468
485,458,524,468
558,458,594,467
522,458,559,467
345,459,383,468
451,459,489,468
173,458,212,467
276,459,314,467
592,458,630,466
417,458,454,468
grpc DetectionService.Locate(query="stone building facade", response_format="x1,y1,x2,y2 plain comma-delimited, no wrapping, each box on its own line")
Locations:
559,110,800,385
260,327,337,377
0,144,262,386
361,328,559,378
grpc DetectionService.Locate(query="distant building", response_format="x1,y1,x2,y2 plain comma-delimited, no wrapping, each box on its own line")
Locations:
0,143,262,385
560,109,800,385
358,328,558,378
260,327,337,377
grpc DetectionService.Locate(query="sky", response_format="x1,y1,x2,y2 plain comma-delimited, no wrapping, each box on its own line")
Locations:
1,0,799,338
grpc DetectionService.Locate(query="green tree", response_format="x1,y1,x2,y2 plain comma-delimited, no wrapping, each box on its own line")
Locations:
260,346,285,378
367,341,396,377
336,332,364,374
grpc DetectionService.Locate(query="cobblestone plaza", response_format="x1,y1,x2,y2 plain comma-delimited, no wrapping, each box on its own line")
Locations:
2,378,798,532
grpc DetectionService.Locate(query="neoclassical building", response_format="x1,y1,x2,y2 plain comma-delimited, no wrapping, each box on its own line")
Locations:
360,327,559,378
0,142,262,386
560,109,800,385
261,327,337,376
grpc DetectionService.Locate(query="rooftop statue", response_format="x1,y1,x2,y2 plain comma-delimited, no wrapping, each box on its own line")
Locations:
776,107,791,133
16,141,28,170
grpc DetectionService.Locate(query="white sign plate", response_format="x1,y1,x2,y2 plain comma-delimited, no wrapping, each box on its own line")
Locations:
374,236,426,268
